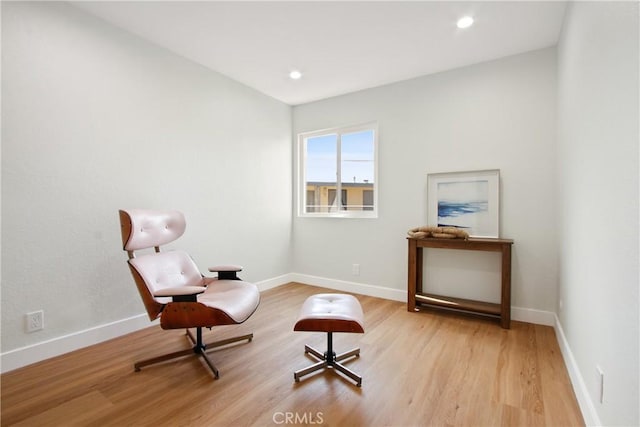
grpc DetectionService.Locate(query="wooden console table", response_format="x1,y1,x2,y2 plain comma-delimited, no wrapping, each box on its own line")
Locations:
407,237,514,328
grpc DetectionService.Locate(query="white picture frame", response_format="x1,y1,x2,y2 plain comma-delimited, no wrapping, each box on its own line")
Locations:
427,169,500,238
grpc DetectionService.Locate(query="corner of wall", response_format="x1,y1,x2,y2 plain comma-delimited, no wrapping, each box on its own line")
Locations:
554,314,602,427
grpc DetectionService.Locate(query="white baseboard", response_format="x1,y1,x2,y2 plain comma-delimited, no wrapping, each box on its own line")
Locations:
511,306,556,326
554,314,601,427
0,313,155,374
288,273,406,302
255,273,294,292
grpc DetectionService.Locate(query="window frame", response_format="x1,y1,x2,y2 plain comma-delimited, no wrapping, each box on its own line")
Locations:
297,121,379,218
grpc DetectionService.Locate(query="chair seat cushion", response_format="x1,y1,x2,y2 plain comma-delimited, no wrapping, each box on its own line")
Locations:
294,294,364,333
154,286,205,297
199,280,260,323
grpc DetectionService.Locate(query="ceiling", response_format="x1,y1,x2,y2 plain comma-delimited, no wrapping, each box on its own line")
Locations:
71,1,567,106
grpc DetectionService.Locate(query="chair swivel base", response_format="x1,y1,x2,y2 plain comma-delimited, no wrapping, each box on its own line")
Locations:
134,327,253,378
294,333,362,387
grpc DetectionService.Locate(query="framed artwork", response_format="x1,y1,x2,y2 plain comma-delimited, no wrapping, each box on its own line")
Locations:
427,169,500,238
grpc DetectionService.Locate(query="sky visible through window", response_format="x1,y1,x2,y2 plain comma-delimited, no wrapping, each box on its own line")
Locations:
306,130,374,183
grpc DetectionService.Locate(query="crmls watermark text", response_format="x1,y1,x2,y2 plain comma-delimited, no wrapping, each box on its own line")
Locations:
272,411,324,425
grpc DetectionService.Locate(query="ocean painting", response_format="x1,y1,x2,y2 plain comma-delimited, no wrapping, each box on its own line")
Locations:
427,169,499,237
437,180,489,232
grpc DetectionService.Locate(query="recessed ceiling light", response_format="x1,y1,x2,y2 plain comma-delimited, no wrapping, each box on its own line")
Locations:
457,16,474,29
289,70,302,80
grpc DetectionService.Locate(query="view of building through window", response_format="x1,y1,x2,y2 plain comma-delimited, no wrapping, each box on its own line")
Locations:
301,125,376,215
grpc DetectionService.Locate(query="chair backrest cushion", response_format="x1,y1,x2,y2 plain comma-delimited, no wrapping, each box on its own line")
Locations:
120,209,186,251
129,250,204,302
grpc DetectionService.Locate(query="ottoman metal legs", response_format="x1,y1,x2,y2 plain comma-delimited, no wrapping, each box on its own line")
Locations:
294,331,362,386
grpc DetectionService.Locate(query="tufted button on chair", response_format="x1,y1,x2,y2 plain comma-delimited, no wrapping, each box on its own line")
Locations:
119,209,259,378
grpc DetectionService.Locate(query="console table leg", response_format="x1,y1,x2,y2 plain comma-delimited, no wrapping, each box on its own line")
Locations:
501,246,512,329
407,239,417,312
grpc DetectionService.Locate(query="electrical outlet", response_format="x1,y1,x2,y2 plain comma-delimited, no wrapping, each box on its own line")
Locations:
352,264,360,276
596,365,604,403
26,310,44,332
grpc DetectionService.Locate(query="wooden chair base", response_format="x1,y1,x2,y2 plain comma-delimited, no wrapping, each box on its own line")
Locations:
294,332,362,387
134,328,253,378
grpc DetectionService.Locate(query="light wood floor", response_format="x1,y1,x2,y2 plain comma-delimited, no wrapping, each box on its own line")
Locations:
1,283,583,426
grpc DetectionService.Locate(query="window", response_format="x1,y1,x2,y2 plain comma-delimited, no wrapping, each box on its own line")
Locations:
298,122,378,218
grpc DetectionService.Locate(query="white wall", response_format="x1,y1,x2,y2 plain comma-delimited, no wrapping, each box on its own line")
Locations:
1,2,292,354
292,48,558,316
557,2,639,426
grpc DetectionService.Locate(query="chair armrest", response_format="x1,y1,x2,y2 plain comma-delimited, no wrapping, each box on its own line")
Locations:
208,265,243,273
208,265,243,280
154,286,205,303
